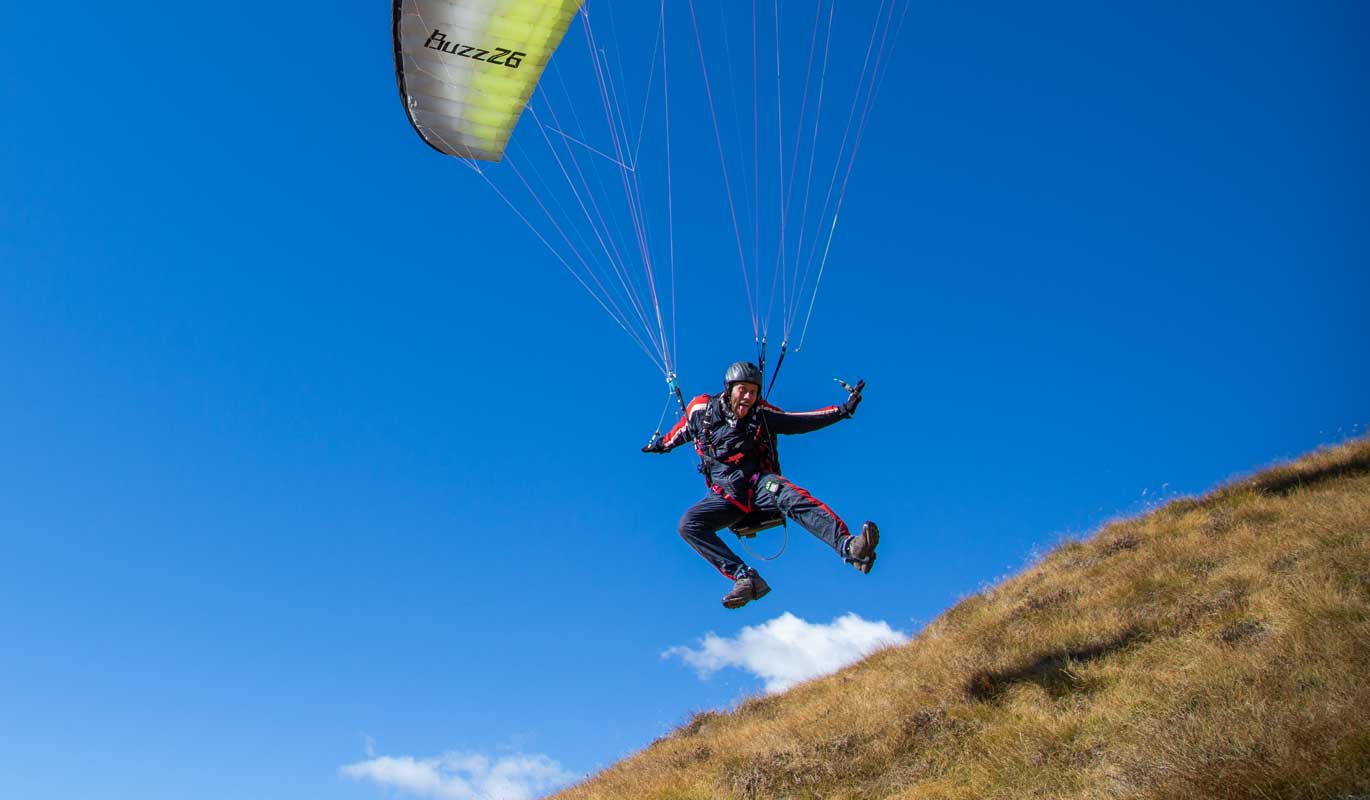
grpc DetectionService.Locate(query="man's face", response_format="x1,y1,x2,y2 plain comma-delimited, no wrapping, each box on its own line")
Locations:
729,382,761,418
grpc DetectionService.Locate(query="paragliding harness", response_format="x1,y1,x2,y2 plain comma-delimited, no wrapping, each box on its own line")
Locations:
645,378,787,557
692,399,787,541
645,368,864,560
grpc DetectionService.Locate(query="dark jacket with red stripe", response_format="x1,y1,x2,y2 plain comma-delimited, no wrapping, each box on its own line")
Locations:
657,391,849,509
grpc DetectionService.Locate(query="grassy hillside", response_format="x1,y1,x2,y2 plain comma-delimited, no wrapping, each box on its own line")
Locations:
553,438,1370,800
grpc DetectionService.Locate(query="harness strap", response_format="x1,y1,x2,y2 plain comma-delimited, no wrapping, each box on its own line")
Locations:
710,483,753,513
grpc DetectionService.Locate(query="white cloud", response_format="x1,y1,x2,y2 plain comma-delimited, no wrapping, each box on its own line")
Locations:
340,751,575,800
663,612,909,693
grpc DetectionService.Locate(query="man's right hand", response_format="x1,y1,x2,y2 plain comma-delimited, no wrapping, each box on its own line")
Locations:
642,440,667,454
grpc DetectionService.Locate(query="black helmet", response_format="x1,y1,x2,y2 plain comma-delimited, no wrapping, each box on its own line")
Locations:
724,361,763,390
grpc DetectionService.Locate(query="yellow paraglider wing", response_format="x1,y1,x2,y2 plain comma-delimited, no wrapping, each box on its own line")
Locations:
393,0,584,162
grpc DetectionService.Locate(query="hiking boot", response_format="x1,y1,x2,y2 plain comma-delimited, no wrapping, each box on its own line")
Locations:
721,568,771,609
845,521,880,574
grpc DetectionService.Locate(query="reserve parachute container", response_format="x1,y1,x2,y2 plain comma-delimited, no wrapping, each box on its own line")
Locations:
393,0,584,161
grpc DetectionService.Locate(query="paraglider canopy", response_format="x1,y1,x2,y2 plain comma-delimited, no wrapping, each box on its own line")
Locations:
393,0,585,161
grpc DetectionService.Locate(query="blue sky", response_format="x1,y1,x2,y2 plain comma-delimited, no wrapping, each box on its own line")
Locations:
2,2,1366,799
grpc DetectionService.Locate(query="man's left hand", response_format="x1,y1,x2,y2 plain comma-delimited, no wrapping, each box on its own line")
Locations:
843,380,865,417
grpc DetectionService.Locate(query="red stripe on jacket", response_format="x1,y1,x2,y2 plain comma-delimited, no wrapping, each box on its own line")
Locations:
661,393,711,450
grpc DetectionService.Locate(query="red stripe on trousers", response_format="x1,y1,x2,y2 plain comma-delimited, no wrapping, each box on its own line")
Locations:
776,477,850,539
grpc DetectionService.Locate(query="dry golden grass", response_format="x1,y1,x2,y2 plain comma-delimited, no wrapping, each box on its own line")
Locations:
550,438,1370,800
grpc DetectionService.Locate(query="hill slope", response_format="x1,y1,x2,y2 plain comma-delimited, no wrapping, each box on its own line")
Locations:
553,439,1370,800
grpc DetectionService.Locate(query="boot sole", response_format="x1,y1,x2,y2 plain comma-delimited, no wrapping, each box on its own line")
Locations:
722,583,771,609
851,522,880,574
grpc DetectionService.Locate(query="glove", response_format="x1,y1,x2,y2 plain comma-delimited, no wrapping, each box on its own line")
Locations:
842,380,865,417
642,439,668,454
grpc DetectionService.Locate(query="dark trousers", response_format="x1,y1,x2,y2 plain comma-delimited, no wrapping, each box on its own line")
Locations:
677,473,851,581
